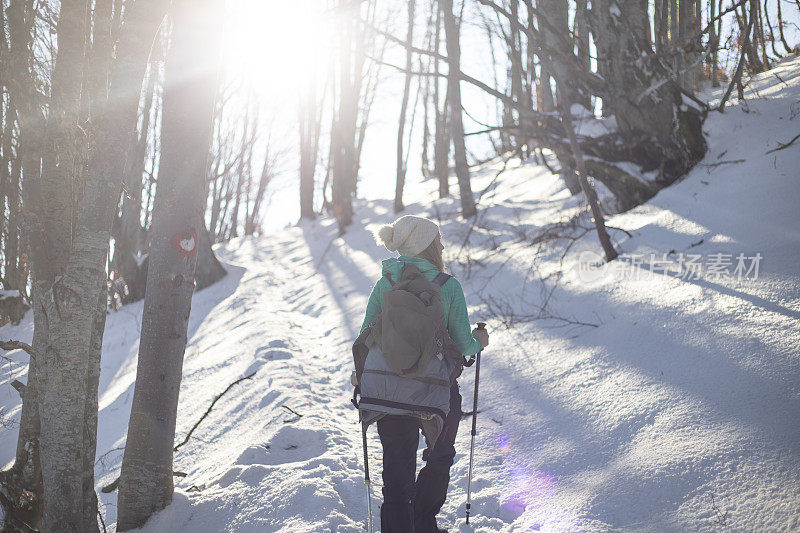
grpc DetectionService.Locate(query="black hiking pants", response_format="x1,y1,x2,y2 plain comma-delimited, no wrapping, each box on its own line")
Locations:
377,383,462,533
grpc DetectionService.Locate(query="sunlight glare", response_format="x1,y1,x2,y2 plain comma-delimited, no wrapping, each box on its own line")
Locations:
224,0,324,105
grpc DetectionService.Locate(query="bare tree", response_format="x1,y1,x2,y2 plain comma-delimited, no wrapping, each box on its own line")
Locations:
432,2,450,198
534,0,582,194
114,53,161,303
1,0,47,527
299,68,319,219
117,0,223,528
442,0,476,218
332,0,372,232
394,0,417,213
2,0,169,528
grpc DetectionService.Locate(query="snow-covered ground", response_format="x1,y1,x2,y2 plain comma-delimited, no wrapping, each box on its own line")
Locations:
2,55,800,532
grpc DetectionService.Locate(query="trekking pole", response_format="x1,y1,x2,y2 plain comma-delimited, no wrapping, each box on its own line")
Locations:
465,322,486,525
360,422,375,533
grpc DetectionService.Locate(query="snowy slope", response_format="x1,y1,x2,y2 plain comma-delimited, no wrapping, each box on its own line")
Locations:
2,55,800,532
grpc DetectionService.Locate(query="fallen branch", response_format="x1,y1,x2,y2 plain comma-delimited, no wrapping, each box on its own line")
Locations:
281,404,304,423
698,159,745,169
476,153,515,205
605,225,634,239
450,157,515,268
710,493,729,525
94,446,124,469
174,370,258,451
766,132,800,154
101,371,259,494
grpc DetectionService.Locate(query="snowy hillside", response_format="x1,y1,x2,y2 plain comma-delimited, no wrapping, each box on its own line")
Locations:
2,55,800,532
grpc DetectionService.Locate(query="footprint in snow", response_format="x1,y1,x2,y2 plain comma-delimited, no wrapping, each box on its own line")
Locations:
301,303,325,317
267,339,289,349
254,346,293,361
235,426,326,466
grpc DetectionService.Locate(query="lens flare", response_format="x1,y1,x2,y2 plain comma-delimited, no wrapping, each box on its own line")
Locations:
492,430,580,530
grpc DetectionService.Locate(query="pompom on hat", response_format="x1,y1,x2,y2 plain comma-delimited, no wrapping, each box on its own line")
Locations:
375,215,440,257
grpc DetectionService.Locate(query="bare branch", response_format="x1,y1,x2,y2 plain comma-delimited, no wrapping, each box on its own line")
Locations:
766,132,800,154
0,339,36,359
173,370,257,452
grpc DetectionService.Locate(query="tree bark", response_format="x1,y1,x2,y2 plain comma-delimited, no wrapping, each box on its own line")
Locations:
537,0,581,194
3,0,46,526
775,0,794,54
20,0,169,529
442,0,476,218
195,225,226,290
394,0,416,213
710,0,720,87
432,3,449,198
332,0,362,232
114,57,159,303
30,1,94,529
590,0,707,180
573,0,592,109
299,73,317,219
117,0,222,528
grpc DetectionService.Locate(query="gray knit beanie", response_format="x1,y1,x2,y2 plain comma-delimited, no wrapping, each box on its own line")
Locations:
376,215,440,257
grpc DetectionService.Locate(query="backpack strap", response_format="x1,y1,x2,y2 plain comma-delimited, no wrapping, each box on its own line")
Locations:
432,272,451,287
383,272,395,287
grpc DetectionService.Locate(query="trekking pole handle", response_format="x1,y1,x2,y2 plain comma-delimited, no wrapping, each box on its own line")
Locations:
464,323,486,367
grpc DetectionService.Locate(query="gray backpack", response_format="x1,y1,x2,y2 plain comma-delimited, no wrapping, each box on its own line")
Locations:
352,262,463,447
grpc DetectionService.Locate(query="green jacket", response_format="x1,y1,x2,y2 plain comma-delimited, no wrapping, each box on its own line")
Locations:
359,255,482,356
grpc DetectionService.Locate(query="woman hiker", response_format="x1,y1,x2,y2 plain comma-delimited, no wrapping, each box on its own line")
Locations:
359,215,489,533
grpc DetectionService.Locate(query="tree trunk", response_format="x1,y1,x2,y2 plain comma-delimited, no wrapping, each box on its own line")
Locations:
432,3,449,198
574,0,592,109
538,0,582,195
754,0,770,69
775,0,794,54
195,225,226,290
555,84,617,261
117,0,222,528
25,0,170,529
442,0,476,218
590,0,707,181
710,0,720,87
29,0,93,529
669,0,679,80
420,54,430,177
332,0,360,232
0,57,25,294
3,0,46,526
394,0,416,213
115,58,158,303
739,0,765,73
299,76,317,219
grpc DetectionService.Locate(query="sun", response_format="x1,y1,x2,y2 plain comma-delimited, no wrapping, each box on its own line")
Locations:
222,0,326,106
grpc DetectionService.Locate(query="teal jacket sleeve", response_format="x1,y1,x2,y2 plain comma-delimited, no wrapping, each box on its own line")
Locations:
444,278,482,356
360,277,390,334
